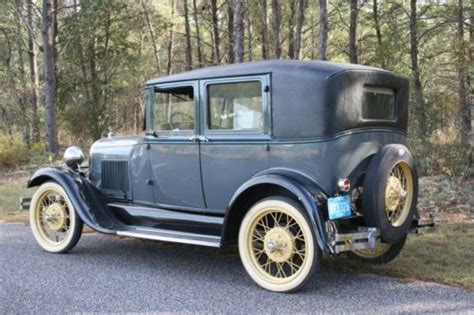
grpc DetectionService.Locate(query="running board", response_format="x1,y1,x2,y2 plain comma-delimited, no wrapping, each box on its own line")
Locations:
116,226,221,248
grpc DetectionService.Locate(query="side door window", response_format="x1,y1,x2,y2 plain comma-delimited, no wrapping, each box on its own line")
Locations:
208,81,264,132
154,86,196,132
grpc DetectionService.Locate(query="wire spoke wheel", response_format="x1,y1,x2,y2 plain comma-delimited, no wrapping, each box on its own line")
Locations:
353,243,391,258
30,182,83,253
36,190,71,244
384,162,414,227
350,235,407,264
239,197,318,292
249,210,307,281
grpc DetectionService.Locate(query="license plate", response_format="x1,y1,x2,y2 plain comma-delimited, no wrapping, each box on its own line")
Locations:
327,195,352,220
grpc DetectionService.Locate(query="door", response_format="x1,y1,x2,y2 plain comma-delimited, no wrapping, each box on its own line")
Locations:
199,75,271,212
146,81,206,210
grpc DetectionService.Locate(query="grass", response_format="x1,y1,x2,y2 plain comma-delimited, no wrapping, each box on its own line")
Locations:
1,175,473,291
325,224,474,291
0,176,32,223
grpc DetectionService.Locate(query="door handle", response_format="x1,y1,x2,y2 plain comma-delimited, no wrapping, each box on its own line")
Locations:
197,135,209,142
187,135,209,142
187,135,198,142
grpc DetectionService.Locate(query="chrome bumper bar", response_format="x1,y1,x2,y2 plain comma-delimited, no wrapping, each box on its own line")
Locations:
329,227,380,254
20,197,31,211
328,216,435,254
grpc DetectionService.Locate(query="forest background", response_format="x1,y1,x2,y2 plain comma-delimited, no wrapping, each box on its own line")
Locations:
0,0,472,176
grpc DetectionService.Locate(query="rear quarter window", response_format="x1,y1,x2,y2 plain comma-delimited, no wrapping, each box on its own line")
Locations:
361,86,395,121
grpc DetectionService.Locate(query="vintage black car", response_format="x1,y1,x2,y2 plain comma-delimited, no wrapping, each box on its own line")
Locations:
25,60,433,292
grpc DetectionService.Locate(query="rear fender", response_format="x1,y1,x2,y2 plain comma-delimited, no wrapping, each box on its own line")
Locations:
27,168,118,234
223,172,329,251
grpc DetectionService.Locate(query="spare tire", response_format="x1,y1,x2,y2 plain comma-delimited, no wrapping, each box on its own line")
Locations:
362,144,418,243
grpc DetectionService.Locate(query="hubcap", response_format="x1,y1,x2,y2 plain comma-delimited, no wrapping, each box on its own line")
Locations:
385,176,404,211
44,203,67,230
384,162,414,227
264,227,295,262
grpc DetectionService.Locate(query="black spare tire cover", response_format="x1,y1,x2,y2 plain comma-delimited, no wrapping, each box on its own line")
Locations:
362,144,418,243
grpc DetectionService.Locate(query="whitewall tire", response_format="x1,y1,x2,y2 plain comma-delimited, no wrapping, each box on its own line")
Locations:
238,197,320,292
29,182,83,253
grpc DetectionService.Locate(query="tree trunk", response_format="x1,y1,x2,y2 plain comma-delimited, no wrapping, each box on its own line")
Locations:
227,0,235,63
259,0,269,59
258,0,268,60
457,0,470,141
469,0,473,149
183,0,193,70
247,13,253,61
234,0,244,63
41,0,58,153
409,0,426,138
373,0,385,68
287,0,297,59
318,0,328,60
13,0,30,145
293,0,305,59
271,0,282,59
27,0,40,143
210,0,221,63
167,0,175,75
349,0,359,64
192,0,203,67
52,0,59,107
141,0,161,73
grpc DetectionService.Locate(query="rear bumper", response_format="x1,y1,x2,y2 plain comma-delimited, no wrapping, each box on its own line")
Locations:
409,216,435,234
330,227,380,254
328,217,435,254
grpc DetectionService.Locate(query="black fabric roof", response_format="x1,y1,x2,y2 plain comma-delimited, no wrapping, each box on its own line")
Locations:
145,59,387,85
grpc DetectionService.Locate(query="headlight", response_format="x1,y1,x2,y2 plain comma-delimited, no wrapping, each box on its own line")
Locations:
63,146,84,170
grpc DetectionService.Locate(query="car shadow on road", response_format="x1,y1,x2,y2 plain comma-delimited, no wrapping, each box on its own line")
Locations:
70,233,377,293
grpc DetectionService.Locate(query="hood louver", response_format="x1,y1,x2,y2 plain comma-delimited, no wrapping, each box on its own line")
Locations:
101,160,129,199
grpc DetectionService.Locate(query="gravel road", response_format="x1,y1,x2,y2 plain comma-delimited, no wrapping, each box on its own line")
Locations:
1,223,473,314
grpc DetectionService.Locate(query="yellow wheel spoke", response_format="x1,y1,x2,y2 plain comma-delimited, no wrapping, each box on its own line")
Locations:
293,248,306,260
287,260,299,274
256,221,269,232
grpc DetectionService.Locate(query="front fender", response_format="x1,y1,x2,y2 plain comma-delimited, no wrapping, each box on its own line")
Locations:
224,173,328,251
28,168,118,234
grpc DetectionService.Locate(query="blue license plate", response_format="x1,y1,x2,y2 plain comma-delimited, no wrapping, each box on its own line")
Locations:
327,195,352,220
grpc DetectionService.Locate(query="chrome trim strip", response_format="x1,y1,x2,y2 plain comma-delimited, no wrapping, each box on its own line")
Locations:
116,228,221,248
109,203,224,224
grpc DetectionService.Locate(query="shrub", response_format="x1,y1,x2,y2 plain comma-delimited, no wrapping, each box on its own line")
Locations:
0,131,29,169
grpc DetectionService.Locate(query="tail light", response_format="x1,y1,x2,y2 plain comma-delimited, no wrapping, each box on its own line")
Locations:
337,178,351,192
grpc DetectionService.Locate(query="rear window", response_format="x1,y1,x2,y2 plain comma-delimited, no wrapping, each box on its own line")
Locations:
362,86,395,121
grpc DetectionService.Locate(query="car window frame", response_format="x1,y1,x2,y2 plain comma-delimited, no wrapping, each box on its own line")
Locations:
200,75,271,140
146,80,199,138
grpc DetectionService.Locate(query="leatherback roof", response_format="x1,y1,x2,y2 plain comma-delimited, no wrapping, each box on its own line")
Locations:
145,59,408,139
145,60,389,85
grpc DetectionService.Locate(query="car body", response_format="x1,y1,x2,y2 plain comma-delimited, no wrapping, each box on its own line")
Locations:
26,60,432,292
